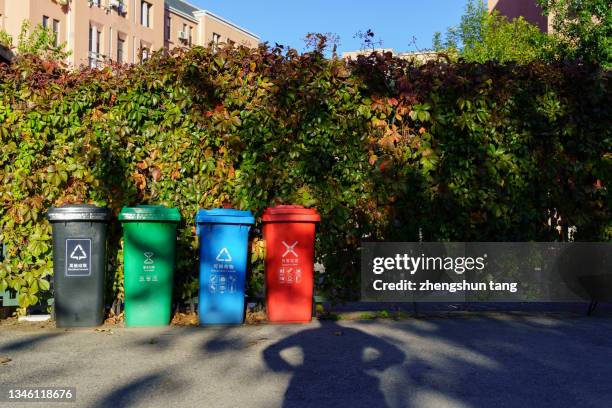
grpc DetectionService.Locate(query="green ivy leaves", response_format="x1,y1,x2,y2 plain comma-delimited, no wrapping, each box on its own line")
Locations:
0,48,609,313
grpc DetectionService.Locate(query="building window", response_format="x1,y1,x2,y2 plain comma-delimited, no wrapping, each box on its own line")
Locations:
108,27,113,60
108,0,126,16
180,23,187,43
188,26,192,46
91,0,101,7
141,1,151,28
52,19,60,47
42,15,49,29
212,32,221,52
228,39,235,48
165,16,171,41
117,36,125,63
88,26,94,67
116,0,126,16
88,25,101,68
141,47,149,63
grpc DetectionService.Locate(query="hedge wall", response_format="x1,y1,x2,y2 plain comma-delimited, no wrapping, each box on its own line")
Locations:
0,45,610,313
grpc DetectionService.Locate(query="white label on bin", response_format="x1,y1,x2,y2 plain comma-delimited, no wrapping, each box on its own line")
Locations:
143,252,156,272
228,275,237,292
282,241,298,258
209,274,236,294
209,273,238,294
144,252,155,265
209,275,217,293
286,268,294,283
215,248,232,262
219,275,227,293
280,241,300,284
65,239,92,277
210,247,237,294
140,251,157,284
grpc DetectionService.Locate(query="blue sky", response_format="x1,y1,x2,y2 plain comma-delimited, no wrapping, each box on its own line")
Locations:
188,1,468,53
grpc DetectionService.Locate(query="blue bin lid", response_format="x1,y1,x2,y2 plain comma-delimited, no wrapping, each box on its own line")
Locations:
196,209,255,225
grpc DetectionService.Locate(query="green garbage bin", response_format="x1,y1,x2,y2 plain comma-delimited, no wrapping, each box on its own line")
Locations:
119,205,181,327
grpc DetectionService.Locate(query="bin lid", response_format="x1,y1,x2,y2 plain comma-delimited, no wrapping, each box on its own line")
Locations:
47,205,111,222
118,205,181,222
196,209,255,225
262,205,321,223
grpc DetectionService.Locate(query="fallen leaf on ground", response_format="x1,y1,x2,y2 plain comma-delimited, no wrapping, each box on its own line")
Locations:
246,338,269,347
94,328,114,334
245,310,267,325
0,357,11,364
170,312,198,326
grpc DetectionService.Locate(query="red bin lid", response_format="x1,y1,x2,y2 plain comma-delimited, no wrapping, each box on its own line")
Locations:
262,205,321,223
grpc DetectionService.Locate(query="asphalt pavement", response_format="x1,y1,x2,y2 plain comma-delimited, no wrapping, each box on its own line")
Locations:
1,312,612,408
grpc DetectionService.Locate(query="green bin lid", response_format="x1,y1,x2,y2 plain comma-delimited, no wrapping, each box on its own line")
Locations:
118,205,181,222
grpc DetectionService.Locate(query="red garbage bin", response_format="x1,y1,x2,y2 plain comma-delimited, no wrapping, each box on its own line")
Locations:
263,206,320,323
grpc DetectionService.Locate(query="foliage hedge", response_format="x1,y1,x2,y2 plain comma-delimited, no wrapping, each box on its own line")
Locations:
0,45,610,313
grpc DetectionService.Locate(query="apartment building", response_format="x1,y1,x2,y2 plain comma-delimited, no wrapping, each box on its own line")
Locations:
488,0,552,33
343,49,440,64
164,0,259,51
0,0,259,67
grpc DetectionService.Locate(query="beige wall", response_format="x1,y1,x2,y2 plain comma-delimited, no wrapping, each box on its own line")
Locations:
488,0,551,33
1,0,164,66
195,11,259,48
343,49,395,60
166,8,259,51
0,0,5,31
1,0,258,65
70,0,164,66
29,0,67,43
2,0,30,44
165,7,196,51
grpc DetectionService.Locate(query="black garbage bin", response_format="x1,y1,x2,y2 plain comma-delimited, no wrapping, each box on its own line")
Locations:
47,205,111,328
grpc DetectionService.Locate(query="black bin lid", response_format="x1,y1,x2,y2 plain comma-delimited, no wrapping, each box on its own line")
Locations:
47,205,111,222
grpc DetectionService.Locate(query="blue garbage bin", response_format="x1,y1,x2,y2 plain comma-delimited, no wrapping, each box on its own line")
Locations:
196,209,255,325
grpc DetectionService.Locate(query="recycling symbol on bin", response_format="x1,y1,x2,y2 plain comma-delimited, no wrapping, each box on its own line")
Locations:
216,248,232,262
144,252,155,265
70,245,88,260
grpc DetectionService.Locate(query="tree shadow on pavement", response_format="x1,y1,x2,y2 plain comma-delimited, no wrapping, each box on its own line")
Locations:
262,320,405,408
0,332,63,353
89,371,186,408
377,315,612,408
